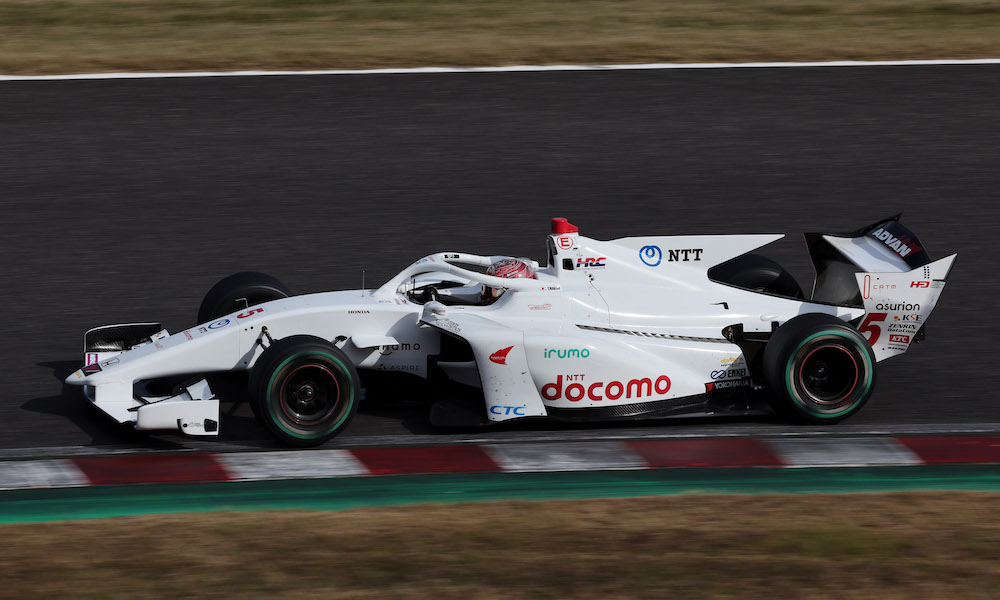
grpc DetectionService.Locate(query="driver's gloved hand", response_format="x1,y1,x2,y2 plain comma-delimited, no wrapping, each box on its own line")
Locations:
415,287,439,303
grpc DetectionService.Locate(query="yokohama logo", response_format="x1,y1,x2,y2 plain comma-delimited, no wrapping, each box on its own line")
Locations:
541,374,671,402
490,346,514,365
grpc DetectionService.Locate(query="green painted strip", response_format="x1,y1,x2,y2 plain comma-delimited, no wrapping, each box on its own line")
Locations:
1,465,998,524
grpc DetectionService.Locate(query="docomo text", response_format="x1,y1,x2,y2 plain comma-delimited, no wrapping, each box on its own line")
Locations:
541,374,671,402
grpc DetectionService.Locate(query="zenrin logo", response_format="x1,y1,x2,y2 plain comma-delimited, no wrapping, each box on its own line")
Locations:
490,346,514,365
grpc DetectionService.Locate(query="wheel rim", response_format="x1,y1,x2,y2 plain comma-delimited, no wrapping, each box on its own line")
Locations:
279,363,341,426
797,344,859,406
784,330,874,419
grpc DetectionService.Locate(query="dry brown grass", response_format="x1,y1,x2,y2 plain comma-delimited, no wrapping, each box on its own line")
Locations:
3,492,1000,599
1,0,999,75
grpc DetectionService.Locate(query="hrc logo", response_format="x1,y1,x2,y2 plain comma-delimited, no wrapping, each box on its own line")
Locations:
576,256,606,268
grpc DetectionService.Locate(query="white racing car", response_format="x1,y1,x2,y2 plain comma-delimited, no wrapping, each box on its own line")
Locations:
67,217,955,446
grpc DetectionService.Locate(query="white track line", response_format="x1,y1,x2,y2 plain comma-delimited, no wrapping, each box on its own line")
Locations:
484,441,647,472
2,59,1000,82
767,439,923,468
218,449,369,481
0,459,89,491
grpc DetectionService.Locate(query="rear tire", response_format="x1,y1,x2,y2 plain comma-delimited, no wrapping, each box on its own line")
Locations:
248,335,360,447
762,313,876,423
709,253,805,299
197,271,291,324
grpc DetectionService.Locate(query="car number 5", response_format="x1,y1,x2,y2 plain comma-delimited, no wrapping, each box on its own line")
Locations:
858,312,887,346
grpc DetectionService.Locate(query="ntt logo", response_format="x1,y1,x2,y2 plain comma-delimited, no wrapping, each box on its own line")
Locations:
543,348,591,359
541,374,671,402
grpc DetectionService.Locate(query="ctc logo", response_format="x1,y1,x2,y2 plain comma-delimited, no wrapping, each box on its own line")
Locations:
490,405,526,416
639,245,662,267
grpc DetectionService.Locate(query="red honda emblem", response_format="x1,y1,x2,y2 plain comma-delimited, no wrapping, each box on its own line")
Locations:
490,346,514,365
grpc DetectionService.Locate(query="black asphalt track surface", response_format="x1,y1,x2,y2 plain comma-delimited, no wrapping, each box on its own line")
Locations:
1,65,997,453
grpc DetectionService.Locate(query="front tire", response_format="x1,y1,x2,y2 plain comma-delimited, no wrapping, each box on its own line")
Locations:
197,271,291,324
248,336,360,447
762,313,876,423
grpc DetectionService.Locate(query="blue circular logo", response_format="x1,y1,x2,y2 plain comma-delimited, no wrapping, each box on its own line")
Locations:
639,245,662,267
208,319,231,330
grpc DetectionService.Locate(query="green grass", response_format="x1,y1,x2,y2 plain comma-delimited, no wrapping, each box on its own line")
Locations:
1,0,1000,74
3,492,1000,599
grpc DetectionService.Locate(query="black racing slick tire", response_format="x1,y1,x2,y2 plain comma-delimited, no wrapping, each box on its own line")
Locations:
709,254,805,299
197,271,291,325
762,313,877,424
248,336,360,447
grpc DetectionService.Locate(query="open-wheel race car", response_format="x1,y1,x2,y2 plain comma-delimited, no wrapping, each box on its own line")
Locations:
67,216,955,446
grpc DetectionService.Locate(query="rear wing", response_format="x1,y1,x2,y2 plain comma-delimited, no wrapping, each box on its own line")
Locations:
806,214,935,305
805,215,956,361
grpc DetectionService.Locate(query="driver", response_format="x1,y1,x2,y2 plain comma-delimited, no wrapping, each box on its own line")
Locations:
483,258,536,302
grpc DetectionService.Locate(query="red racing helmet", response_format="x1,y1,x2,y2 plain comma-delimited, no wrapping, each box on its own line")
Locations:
484,258,536,300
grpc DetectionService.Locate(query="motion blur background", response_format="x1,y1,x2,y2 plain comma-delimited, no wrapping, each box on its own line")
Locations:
2,1,999,598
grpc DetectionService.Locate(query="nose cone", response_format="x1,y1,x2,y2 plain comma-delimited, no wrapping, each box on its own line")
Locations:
65,368,87,385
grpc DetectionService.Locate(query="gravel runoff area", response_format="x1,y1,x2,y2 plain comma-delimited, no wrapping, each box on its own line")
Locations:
3,493,1000,599
1,0,1000,74
2,438,999,597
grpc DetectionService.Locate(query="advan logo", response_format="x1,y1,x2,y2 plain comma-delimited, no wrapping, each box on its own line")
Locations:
869,227,922,259
541,374,671,402
490,346,514,365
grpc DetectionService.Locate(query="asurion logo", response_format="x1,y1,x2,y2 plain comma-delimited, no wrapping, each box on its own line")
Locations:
875,302,921,311
544,348,591,359
490,346,514,365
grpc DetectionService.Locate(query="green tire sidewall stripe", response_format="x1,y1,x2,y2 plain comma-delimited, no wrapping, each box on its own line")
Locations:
784,330,874,419
266,351,356,440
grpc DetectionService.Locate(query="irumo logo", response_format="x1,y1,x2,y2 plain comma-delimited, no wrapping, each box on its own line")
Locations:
543,348,591,359
541,374,670,402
